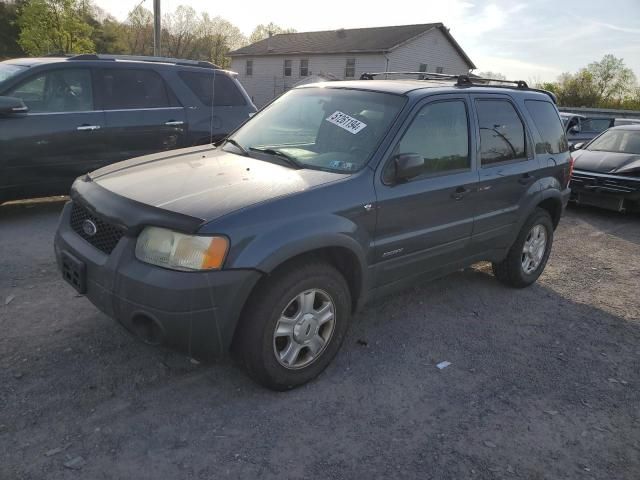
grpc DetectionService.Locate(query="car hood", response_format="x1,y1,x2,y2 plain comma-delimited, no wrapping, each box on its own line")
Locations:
89,145,348,221
573,149,640,175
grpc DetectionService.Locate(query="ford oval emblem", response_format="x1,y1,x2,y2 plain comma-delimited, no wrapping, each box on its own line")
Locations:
82,219,97,237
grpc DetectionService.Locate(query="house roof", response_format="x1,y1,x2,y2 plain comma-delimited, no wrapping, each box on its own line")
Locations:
229,23,476,69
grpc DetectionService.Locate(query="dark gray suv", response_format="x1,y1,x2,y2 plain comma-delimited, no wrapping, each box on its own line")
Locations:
54,74,572,390
0,54,256,202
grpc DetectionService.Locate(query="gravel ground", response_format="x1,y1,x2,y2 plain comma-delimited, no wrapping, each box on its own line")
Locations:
1,199,639,480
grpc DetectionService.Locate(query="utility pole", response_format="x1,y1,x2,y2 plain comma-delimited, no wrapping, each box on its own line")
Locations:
153,0,161,56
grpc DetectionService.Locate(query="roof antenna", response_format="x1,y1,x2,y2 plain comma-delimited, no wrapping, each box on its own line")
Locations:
209,69,216,144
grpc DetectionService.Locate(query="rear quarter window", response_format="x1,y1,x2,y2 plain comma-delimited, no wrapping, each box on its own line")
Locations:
525,100,569,154
179,71,246,107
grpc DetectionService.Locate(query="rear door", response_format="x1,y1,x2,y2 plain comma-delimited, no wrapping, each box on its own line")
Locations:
95,66,187,164
373,95,478,286
0,66,107,198
470,95,541,252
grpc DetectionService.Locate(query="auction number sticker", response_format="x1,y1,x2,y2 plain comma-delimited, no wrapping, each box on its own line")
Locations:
325,111,367,134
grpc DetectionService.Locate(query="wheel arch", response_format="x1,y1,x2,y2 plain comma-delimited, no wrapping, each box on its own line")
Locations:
252,239,368,314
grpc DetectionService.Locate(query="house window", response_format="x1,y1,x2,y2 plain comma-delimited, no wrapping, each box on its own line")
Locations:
418,63,427,79
245,60,253,76
345,58,356,78
284,59,292,77
300,59,309,77
436,66,443,74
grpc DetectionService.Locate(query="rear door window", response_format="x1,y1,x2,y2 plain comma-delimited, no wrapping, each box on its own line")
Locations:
98,69,170,110
525,100,569,154
179,71,246,106
476,99,526,165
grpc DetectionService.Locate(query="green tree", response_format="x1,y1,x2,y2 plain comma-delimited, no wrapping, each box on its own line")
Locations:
194,14,247,67
249,22,296,44
86,4,127,54
586,54,635,105
17,0,95,55
0,0,25,59
162,5,199,58
123,4,153,55
545,55,637,108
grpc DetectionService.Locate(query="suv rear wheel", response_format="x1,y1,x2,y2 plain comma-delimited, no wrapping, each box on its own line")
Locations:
492,208,554,288
233,260,352,390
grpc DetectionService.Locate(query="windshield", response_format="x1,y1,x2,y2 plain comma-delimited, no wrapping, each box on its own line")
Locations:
227,87,406,172
0,63,26,86
587,129,640,155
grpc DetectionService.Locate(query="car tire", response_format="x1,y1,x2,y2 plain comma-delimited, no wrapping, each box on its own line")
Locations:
492,208,554,288
233,259,352,390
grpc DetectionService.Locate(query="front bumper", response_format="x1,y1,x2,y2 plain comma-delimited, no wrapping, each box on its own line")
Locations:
570,169,640,211
54,201,261,360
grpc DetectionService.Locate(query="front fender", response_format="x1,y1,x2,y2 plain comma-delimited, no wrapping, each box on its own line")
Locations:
226,213,369,275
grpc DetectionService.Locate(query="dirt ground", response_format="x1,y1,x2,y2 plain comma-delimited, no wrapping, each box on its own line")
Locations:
1,199,639,480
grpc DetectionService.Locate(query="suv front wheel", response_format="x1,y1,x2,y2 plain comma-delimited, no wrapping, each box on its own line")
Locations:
233,260,352,390
492,208,554,288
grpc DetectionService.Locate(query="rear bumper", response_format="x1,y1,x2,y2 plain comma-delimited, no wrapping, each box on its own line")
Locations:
54,201,261,360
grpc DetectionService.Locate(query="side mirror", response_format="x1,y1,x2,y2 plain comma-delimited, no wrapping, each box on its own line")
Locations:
394,153,424,181
570,142,584,152
0,96,28,116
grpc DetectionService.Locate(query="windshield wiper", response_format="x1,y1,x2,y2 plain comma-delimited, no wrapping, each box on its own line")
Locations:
249,147,303,169
223,138,249,156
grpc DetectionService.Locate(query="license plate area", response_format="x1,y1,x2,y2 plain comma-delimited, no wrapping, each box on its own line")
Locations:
61,251,86,294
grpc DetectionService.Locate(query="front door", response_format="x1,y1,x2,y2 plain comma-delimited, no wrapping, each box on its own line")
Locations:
95,67,187,165
0,67,107,199
373,95,478,287
470,95,541,252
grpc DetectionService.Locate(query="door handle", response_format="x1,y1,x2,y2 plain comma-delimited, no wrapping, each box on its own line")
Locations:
518,173,535,185
451,186,471,200
164,120,185,126
77,125,100,131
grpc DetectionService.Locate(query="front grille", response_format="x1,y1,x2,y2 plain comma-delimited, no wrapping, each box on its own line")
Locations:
70,202,125,254
571,171,640,195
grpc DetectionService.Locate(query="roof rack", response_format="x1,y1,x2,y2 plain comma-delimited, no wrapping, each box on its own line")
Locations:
67,54,221,69
360,71,528,88
359,71,558,103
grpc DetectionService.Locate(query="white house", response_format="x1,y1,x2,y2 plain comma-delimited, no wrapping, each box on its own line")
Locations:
229,23,476,107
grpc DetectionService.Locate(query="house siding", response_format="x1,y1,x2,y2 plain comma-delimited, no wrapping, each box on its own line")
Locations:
386,28,470,75
230,28,471,107
231,54,386,107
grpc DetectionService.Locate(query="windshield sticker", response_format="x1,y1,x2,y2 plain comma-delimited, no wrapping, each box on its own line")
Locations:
326,111,367,134
329,160,357,171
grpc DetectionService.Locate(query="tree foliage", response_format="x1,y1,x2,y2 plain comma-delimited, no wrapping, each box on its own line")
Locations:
0,0,25,59
249,22,296,44
542,55,638,109
17,0,95,55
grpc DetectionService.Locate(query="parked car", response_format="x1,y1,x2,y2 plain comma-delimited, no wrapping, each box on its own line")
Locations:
570,125,640,212
0,54,256,203
560,112,614,147
54,74,572,390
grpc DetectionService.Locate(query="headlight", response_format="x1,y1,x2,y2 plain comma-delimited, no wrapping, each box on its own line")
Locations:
135,227,229,271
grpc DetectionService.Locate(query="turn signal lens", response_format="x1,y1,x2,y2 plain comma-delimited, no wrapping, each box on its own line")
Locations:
135,227,229,271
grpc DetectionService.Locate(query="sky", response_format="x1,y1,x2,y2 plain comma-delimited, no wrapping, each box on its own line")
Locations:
95,0,640,82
